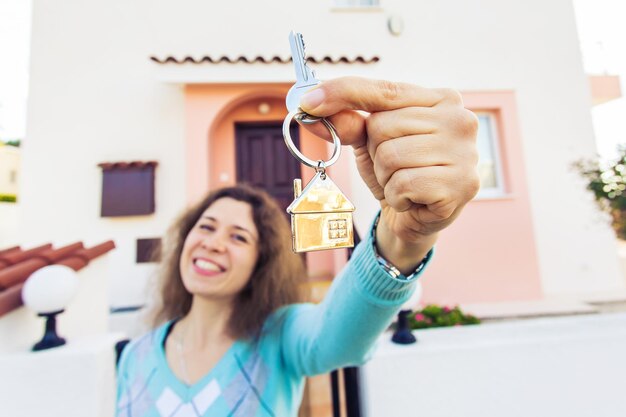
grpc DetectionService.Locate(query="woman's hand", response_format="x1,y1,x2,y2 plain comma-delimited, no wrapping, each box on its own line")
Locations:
299,77,480,273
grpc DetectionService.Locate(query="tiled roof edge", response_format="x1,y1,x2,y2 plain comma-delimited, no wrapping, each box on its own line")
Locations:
149,55,380,64
97,161,158,170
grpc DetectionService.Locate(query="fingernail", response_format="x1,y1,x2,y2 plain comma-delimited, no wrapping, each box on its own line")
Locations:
300,88,325,111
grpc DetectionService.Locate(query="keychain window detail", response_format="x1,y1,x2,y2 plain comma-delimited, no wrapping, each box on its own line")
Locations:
329,219,347,239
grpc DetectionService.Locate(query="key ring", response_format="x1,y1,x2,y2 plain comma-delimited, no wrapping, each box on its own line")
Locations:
282,108,341,169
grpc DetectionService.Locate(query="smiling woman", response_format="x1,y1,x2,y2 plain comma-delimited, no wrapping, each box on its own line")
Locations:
115,184,431,417
115,76,479,417
152,186,304,342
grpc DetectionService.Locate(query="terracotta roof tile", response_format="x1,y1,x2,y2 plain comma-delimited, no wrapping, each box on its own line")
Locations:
0,246,20,257
0,284,23,317
0,241,116,316
149,55,380,65
0,244,52,270
0,259,47,290
97,161,158,170
57,241,116,270
36,242,85,263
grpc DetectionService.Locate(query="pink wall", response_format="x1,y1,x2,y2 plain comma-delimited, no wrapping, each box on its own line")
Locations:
421,92,543,304
184,84,348,280
185,86,542,304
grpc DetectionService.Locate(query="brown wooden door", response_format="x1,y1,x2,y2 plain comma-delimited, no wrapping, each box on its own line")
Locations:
235,122,300,211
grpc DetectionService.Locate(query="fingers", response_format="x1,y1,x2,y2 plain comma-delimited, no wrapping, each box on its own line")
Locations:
299,77,459,116
383,166,480,220
365,107,439,159
296,109,368,148
294,76,480,228
373,135,454,186
368,106,479,188
354,145,385,201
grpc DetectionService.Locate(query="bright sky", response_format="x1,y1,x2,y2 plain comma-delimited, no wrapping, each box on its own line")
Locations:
573,0,626,160
0,0,31,140
0,1,625,151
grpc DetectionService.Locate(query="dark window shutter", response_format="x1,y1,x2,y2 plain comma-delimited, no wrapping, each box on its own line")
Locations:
99,163,156,217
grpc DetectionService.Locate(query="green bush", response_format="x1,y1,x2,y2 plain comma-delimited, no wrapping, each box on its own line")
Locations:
0,139,20,147
574,146,626,239
0,194,17,203
408,304,480,330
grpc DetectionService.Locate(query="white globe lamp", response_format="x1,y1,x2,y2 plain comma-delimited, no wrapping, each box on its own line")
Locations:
22,265,79,351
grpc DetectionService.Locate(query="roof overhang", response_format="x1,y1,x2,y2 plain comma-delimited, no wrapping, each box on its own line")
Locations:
149,55,380,84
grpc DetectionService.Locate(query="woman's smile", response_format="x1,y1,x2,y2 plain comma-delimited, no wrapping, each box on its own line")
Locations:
192,257,226,276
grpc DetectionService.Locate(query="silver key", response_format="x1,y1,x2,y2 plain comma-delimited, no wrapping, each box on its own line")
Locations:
286,31,321,113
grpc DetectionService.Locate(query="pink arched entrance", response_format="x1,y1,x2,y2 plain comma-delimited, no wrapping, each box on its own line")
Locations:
184,84,351,283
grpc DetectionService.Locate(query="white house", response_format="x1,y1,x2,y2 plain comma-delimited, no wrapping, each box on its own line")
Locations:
19,0,625,316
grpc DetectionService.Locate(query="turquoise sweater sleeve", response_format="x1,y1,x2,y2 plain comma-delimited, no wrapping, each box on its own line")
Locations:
278,215,434,378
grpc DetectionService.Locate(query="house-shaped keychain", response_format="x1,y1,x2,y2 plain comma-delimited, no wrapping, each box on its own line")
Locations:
286,170,355,253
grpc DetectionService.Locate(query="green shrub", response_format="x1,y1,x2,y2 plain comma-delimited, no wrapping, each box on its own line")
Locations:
0,194,17,203
0,139,21,147
408,304,480,330
574,146,626,239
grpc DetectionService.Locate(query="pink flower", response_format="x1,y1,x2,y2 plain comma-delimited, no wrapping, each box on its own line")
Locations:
414,313,425,321
442,306,451,313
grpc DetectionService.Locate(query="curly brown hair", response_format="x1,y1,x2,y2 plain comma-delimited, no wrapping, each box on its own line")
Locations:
149,184,306,339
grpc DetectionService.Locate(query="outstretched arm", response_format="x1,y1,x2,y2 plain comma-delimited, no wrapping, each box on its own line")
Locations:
278,77,478,377
278,213,433,377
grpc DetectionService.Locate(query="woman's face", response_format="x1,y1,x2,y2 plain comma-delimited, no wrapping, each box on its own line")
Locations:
179,198,259,301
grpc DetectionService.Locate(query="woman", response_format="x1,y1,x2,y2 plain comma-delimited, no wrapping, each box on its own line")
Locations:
116,77,480,416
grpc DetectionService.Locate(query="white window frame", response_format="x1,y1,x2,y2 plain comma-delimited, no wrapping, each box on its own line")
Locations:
332,0,380,9
474,112,507,199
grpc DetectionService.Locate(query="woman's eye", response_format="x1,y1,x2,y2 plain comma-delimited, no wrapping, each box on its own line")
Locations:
233,234,248,243
200,224,215,232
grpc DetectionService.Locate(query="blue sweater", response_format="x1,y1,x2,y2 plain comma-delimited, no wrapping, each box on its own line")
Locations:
116,219,433,417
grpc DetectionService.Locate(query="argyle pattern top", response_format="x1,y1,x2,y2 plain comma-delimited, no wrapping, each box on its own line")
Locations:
116,217,434,417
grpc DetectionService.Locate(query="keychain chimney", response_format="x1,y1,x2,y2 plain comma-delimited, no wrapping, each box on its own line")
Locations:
293,179,302,199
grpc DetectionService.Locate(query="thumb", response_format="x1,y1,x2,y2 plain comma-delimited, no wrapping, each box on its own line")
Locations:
299,76,442,116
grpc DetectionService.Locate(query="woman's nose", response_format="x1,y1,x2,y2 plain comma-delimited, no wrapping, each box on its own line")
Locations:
201,232,227,252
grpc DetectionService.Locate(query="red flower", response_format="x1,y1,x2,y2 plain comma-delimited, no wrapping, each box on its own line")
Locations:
414,313,425,321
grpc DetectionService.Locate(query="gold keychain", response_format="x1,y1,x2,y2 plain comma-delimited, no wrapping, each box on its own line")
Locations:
283,31,355,253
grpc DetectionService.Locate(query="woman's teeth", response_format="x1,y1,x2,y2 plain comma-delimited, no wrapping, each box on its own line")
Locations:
194,259,222,272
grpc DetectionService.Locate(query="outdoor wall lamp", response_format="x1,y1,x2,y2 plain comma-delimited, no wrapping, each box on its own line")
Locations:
391,281,422,344
22,265,79,351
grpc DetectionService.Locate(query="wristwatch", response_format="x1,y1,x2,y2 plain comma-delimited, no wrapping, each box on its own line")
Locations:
371,213,434,281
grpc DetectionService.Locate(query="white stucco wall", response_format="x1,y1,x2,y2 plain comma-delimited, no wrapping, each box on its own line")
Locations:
0,202,20,247
22,0,623,307
362,313,626,417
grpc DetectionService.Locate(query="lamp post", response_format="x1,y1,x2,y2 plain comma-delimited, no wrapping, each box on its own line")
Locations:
391,281,422,345
22,265,79,351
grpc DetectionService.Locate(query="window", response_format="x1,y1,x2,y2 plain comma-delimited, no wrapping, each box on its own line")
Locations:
98,161,157,217
475,113,506,198
334,0,380,7
136,238,162,263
